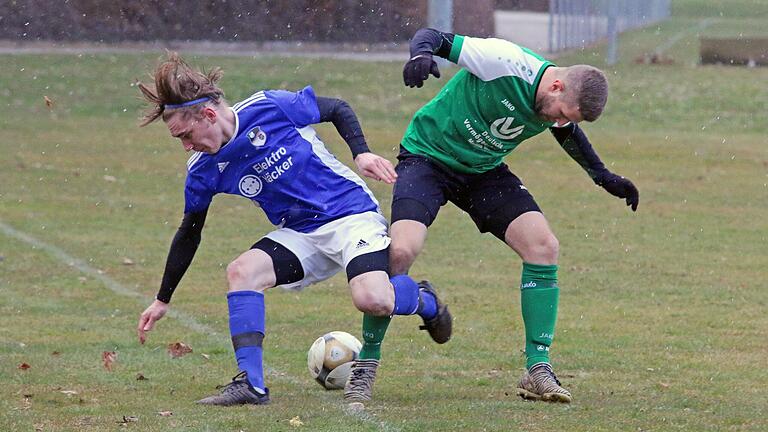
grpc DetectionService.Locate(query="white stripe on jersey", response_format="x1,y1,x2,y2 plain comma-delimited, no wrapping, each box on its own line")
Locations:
186,151,203,170
296,126,381,212
459,37,546,84
233,91,266,112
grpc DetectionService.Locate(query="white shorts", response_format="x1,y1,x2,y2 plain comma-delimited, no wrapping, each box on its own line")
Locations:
265,211,391,290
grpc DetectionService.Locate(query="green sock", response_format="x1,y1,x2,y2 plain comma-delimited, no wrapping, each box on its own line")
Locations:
520,262,559,369
358,313,391,360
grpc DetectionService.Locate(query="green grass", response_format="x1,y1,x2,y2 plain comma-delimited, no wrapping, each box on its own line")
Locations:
672,0,768,18
2,3,767,431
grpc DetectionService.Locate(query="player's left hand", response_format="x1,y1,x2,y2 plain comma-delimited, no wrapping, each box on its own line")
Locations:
354,152,397,184
599,173,639,211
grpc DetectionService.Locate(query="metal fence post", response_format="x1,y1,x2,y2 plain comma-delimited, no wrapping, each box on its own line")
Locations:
606,0,618,65
428,0,453,33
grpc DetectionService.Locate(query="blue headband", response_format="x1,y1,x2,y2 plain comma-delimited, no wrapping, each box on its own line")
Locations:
164,97,211,109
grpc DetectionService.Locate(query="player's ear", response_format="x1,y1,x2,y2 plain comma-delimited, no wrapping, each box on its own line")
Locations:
550,79,565,94
201,106,217,122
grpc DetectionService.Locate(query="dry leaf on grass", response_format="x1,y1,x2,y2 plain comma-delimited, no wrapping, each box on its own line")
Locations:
167,342,193,358
122,257,135,265
289,416,304,427
102,351,117,371
135,373,147,381
18,363,31,370
60,390,79,396
44,96,54,109
158,411,173,417
103,175,117,182
117,415,139,424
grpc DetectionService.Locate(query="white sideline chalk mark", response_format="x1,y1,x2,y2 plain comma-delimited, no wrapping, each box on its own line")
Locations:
655,18,713,55
0,220,400,431
0,219,217,336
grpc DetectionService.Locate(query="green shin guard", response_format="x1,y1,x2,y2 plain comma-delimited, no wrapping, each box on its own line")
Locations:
520,262,559,369
359,313,391,360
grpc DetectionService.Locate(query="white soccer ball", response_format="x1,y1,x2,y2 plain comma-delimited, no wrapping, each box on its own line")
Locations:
307,331,362,390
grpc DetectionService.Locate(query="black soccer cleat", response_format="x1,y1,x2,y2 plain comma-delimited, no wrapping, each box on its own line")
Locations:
417,280,453,344
196,371,270,406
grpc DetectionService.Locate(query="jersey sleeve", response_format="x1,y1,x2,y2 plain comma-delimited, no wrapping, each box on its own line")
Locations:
448,34,553,83
184,170,214,214
267,86,321,128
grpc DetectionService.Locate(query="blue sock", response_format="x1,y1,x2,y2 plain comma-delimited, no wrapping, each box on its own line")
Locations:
391,275,437,320
227,291,266,393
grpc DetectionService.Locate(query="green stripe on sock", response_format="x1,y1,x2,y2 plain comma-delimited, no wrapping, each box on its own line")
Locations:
358,313,391,360
520,262,559,369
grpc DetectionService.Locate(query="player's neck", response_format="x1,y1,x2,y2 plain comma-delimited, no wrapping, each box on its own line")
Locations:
219,106,236,144
535,67,562,105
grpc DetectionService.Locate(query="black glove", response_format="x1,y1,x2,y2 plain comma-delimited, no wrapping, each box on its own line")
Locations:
403,53,441,88
597,172,639,211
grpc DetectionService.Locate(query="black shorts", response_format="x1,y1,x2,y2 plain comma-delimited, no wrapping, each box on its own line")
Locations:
391,147,541,241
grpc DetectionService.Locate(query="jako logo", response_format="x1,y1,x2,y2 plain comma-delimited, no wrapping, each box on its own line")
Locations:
490,117,525,140
238,174,263,197
521,281,537,289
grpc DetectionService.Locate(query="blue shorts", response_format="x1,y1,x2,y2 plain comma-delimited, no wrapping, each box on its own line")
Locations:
391,147,541,241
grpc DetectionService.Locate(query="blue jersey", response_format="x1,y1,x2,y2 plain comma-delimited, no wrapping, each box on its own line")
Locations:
183,86,380,233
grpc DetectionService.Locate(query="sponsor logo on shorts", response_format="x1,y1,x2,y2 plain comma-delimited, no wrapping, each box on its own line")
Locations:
521,281,537,289
536,345,550,352
355,239,369,249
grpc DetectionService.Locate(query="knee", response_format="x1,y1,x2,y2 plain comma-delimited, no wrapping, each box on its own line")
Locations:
226,260,248,292
389,244,417,274
527,234,559,264
226,259,271,293
351,289,393,316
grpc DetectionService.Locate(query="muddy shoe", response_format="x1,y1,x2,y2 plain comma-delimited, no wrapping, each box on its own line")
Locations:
343,359,380,402
417,280,452,344
516,363,572,403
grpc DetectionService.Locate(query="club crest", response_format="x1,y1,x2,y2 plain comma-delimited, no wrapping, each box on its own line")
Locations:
247,126,267,147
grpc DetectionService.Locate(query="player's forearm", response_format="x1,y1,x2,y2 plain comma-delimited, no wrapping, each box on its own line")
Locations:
156,209,207,303
316,96,370,158
550,123,610,183
410,28,454,59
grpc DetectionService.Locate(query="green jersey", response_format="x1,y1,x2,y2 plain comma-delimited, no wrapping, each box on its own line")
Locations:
402,34,556,174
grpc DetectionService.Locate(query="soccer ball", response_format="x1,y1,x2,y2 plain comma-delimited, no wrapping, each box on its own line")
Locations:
307,331,362,390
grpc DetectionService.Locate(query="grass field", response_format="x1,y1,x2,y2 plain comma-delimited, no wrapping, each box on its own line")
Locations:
2,2,767,431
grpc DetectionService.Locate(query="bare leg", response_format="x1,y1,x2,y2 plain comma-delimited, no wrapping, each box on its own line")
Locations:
503,211,559,264
389,219,429,275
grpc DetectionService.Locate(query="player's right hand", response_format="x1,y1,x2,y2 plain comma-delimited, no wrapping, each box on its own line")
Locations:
599,173,640,211
137,299,169,344
403,53,441,88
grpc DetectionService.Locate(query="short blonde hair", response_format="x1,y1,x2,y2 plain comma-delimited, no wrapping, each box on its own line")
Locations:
564,65,608,122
